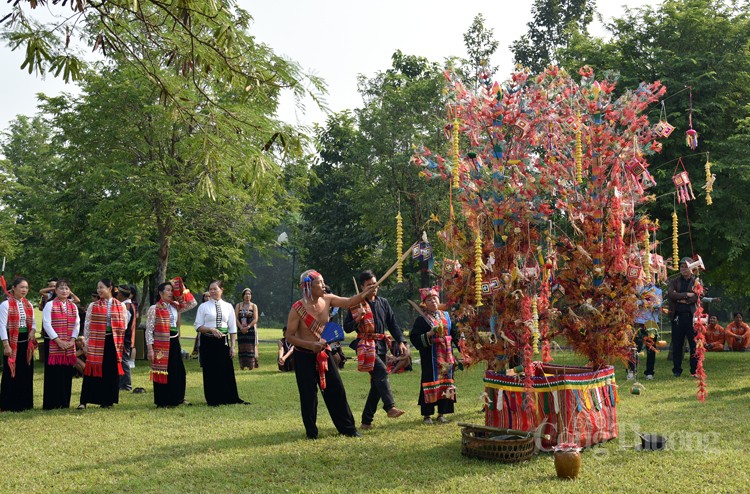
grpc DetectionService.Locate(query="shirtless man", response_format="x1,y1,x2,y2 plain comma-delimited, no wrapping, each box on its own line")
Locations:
285,269,375,439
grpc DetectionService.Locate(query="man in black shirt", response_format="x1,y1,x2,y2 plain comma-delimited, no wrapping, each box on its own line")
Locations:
667,257,719,377
344,270,408,430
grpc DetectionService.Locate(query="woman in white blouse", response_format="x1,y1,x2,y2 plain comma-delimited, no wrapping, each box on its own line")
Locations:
194,280,248,406
0,277,37,411
146,281,197,407
41,279,80,409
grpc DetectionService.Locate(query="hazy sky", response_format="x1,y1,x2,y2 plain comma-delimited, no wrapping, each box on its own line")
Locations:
0,0,659,132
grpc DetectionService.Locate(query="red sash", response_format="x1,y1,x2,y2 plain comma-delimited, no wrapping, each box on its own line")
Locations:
6,297,34,378
150,301,172,383
85,299,126,378
292,300,330,389
350,302,379,372
48,299,77,366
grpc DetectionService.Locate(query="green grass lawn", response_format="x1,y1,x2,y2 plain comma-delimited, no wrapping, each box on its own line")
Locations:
1,337,749,493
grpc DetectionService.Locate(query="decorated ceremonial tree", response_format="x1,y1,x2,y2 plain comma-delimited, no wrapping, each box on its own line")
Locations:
414,65,673,400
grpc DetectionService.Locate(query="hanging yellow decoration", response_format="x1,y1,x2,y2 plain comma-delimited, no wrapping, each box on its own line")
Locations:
474,229,483,307
575,112,583,184
643,220,651,281
452,118,461,190
396,211,403,283
705,159,713,206
672,211,679,271
532,295,540,355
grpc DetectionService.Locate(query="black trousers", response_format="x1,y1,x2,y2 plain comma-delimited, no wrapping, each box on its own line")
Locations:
153,337,187,407
200,334,243,406
293,348,356,439
672,312,697,375
0,339,34,411
80,335,120,407
362,352,395,425
627,326,656,376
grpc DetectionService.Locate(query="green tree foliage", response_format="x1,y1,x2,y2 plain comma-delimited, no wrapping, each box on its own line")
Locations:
1,1,324,139
510,0,595,73
0,62,309,297
458,13,499,91
559,0,750,298
299,51,450,296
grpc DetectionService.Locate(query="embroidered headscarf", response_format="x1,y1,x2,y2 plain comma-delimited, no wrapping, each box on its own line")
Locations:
299,270,321,301
419,286,441,302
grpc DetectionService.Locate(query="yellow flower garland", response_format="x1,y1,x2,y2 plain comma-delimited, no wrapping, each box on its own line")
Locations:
474,230,483,307
672,211,679,271
396,211,403,283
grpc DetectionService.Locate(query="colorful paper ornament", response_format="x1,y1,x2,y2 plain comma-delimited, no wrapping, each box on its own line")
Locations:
511,119,530,138
626,264,642,281
654,101,676,138
672,170,695,204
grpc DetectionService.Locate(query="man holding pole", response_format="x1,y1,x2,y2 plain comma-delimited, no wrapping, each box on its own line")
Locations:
345,270,408,430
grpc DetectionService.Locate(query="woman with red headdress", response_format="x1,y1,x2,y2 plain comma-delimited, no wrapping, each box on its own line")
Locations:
78,278,128,409
409,287,459,425
0,277,37,411
146,281,197,407
41,278,80,409
285,269,374,439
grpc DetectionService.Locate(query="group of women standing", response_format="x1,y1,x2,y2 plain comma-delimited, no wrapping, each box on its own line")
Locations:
0,277,254,412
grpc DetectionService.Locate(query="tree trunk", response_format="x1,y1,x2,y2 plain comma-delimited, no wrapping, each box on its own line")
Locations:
156,233,170,284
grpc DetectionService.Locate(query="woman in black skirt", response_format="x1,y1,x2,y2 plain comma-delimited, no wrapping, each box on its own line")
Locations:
78,279,127,409
146,281,197,407
0,277,36,411
41,279,80,409
193,280,248,406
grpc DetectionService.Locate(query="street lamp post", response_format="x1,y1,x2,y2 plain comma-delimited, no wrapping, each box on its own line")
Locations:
277,232,297,308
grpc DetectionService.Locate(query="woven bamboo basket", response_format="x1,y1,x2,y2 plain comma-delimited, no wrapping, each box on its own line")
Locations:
460,426,536,462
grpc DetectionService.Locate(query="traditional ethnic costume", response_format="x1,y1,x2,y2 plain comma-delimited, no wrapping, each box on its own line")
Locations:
146,295,197,407
80,298,127,407
410,305,458,418
343,294,406,426
237,303,258,369
0,296,36,411
291,273,357,439
194,299,244,406
42,298,80,409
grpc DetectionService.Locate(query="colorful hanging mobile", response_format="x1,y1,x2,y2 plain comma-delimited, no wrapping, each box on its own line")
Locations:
686,87,698,150
653,100,675,138
672,158,695,204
